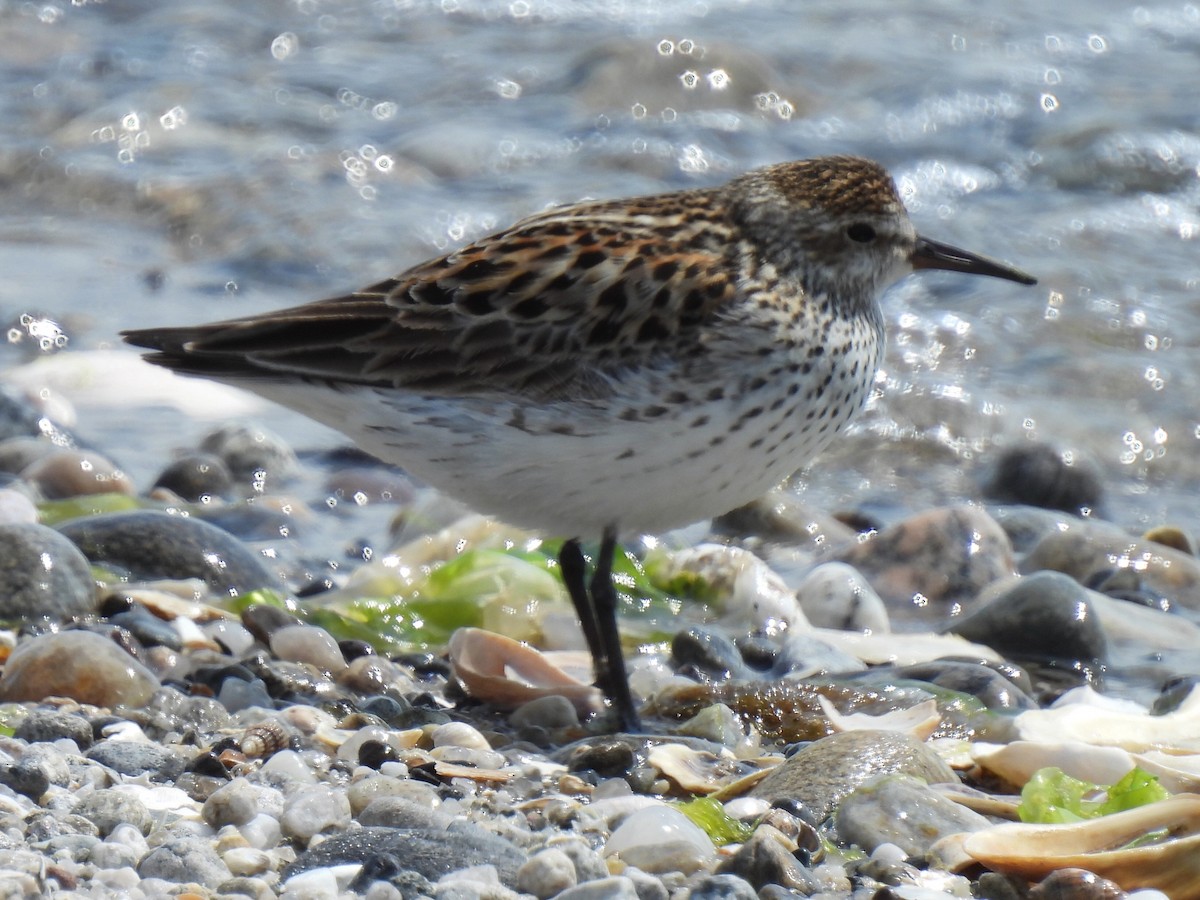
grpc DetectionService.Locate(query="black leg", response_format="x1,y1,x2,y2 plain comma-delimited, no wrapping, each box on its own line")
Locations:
558,527,641,732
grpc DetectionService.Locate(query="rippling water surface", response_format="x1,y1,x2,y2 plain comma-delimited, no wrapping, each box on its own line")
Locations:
3,0,1199,533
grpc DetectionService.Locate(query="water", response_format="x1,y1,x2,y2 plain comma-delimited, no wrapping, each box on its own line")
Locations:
3,0,1199,537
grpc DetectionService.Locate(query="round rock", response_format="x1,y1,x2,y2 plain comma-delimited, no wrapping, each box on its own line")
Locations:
0,630,159,706
834,774,991,855
749,730,957,823
57,509,281,595
0,523,96,619
948,571,1109,667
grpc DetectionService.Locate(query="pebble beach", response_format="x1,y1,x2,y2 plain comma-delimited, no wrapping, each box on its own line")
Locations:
4,1,1200,898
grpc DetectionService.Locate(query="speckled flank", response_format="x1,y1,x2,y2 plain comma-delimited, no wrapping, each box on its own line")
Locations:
124,155,1033,536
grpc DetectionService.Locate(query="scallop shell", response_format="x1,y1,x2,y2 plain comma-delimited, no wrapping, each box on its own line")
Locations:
963,794,1200,898
448,627,603,714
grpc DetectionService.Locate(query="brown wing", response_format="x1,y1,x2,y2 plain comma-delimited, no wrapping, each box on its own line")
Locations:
124,190,741,402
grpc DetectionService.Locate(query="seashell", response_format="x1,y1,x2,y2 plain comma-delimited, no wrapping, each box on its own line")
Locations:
811,627,1002,665
448,627,603,714
963,794,1200,898
1028,867,1127,900
433,760,515,783
817,695,941,739
645,742,754,794
240,721,290,757
1013,684,1200,752
974,740,1200,795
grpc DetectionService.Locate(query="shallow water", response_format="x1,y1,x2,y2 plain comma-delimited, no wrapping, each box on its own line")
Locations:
3,0,1199,535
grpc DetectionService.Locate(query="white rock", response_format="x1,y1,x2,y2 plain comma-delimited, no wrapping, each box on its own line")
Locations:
603,804,716,874
517,848,577,899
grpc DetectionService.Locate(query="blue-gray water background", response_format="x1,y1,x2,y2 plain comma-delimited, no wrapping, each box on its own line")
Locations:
3,0,1198,535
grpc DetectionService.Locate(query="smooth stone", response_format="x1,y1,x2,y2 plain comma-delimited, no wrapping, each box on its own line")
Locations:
509,695,580,731
429,721,492,752
0,759,49,799
87,739,186,779
0,631,159,706
58,509,282,594
835,506,1015,619
199,421,297,480
887,660,1037,711
1024,517,1200,610
280,784,353,843
0,523,96,619
547,838,608,884
21,448,135,498
716,827,819,892
270,624,348,674
982,442,1103,516
987,504,1081,554
795,562,890,633
0,488,38,525
604,805,716,874
74,790,153,837
834,774,991,856
357,796,451,829
283,826,526,888
713,490,857,550
202,777,284,828
516,848,577,899
137,836,232,888
684,873,759,900
749,730,957,822
555,876,640,900
152,452,233,501
0,435,60,473
12,710,92,753
672,627,757,681
948,571,1109,666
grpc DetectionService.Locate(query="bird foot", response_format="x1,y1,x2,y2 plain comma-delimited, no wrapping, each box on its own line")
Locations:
559,525,641,733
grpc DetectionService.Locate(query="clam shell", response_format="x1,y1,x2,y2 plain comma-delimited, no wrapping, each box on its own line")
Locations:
448,627,603,714
963,794,1200,898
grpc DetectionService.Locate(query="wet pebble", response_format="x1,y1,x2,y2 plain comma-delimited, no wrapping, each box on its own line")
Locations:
202,777,284,828
834,774,991,856
137,836,232,889
87,738,186,779
57,509,282,594
13,710,93,748
0,523,96,619
686,874,759,900
0,630,160,706
270,624,348,674
982,442,1103,515
950,572,1109,669
199,421,297,482
21,448,135,498
74,789,153,836
835,505,1015,619
284,825,527,888
749,730,957,822
603,804,716,874
795,561,890,633
280,784,353,842
1024,517,1200,610
516,847,578,899
0,487,38,524
716,825,819,892
151,452,234,501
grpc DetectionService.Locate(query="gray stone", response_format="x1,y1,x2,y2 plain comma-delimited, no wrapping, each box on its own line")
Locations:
283,826,527,889
684,873,759,900
0,523,95,619
58,509,281,595
835,774,991,856
13,710,94,748
138,836,232,888
75,789,153,837
716,827,819,892
87,739,186,780
948,571,1108,666
750,730,957,822
555,876,640,900
517,848,577,899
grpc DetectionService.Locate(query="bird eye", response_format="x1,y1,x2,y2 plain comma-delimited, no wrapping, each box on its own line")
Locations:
846,223,877,243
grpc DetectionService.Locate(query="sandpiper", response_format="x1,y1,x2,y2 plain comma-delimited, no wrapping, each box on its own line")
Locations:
124,155,1036,731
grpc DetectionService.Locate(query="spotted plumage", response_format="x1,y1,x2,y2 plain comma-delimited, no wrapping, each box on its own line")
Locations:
124,155,1036,730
